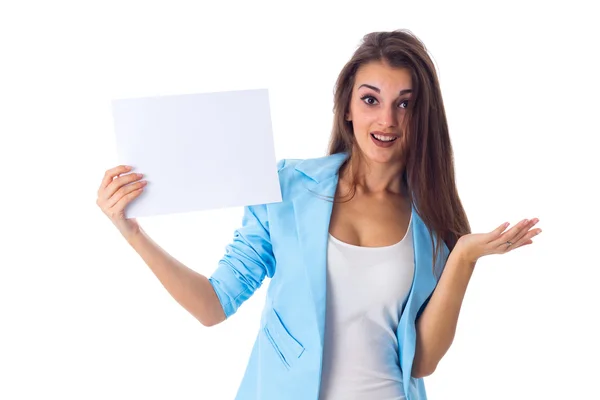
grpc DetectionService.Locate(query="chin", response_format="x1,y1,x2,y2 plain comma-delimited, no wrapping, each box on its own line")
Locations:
360,143,402,164
366,152,399,164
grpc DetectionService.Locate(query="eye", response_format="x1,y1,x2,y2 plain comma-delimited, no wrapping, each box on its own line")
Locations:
360,95,410,109
360,95,378,106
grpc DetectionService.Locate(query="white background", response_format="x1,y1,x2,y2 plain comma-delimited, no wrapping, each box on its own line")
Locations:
1,1,598,399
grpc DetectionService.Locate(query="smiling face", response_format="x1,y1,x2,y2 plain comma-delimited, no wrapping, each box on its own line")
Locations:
346,60,413,165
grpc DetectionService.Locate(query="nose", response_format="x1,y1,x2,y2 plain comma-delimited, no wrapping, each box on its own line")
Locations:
378,104,398,128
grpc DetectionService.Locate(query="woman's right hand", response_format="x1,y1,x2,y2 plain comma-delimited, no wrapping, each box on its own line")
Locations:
96,165,148,240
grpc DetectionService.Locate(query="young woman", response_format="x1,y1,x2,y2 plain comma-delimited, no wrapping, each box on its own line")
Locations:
97,30,541,400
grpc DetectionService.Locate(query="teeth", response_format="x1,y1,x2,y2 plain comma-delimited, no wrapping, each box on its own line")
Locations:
373,134,397,142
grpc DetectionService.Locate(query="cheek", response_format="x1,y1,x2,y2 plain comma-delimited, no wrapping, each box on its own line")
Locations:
351,106,375,127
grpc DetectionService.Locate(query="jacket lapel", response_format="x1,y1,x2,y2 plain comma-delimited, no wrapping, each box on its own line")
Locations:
399,206,450,391
291,152,450,354
292,153,347,348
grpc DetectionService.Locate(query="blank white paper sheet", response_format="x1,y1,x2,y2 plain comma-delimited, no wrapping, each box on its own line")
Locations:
111,88,282,219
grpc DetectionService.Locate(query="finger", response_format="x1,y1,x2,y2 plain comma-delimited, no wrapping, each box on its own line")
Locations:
495,221,510,234
487,221,510,241
512,238,534,250
509,219,540,247
484,221,514,245
491,218,530,247
103,172,144,201
520,228,542,245
99,165,132,192
106,187,145,219
500,223,541,251
106,179,147,208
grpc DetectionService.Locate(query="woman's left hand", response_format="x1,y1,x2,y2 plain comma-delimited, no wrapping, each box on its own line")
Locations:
454,218,542,264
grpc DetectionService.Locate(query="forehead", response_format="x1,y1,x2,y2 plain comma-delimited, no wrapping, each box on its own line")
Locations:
354,61,412,90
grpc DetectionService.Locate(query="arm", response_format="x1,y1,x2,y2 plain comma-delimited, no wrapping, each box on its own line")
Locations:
411,218,540,377
411,250,476,378
126,161,283,328
127,228,226,327
127,202,275,327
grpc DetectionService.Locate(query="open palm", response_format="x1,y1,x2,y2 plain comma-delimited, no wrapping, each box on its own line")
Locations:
455,218,542,264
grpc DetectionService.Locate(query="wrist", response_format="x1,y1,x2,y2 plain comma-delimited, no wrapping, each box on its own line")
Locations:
124,226,145,246
450,247,478,270
453,238,479,265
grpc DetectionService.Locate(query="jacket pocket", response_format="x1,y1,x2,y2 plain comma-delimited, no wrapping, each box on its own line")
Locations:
262,306,305,370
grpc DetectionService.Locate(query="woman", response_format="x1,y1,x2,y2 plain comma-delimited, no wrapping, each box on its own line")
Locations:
96,30,541,400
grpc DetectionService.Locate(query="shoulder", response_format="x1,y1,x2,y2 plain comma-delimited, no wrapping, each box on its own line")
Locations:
274,158,306,202
277,152,349,183
276,158,302,173
274,153,348,200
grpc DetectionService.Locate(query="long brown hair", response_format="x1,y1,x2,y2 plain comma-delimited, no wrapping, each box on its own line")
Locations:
327,29,471,275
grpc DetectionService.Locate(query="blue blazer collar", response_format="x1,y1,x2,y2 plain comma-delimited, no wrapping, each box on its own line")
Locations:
294,152,349,183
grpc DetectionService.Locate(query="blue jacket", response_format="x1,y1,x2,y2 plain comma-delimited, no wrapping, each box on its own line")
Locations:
208,152,450,400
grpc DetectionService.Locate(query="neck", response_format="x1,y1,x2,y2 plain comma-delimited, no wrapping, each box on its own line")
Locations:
341,151,406,196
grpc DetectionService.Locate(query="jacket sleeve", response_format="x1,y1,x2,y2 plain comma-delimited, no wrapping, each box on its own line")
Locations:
207,160,285,319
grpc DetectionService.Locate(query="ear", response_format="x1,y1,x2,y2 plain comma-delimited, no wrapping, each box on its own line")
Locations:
345,112,352,122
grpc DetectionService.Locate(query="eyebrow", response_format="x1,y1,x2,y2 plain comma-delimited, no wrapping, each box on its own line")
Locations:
358,84,412,96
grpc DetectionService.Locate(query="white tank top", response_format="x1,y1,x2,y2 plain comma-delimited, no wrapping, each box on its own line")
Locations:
318,214,414,400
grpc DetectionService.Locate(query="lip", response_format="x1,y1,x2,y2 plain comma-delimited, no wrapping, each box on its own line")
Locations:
371,131,399,138
370,131,399,148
